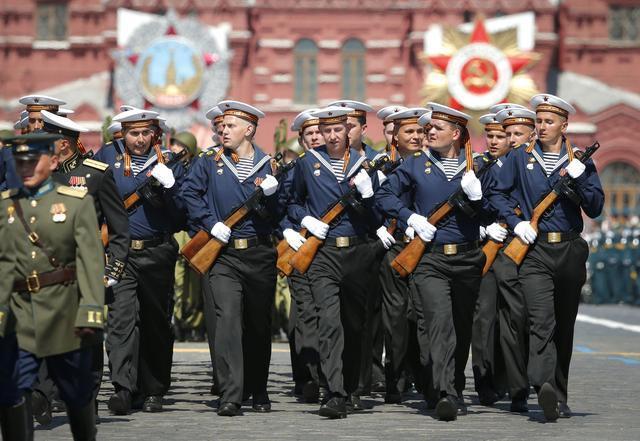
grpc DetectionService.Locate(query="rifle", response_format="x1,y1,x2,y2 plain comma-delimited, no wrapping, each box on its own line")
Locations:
99,149,187,248
122,149,187,211
181,153,293,276
503,141,600,265
391,158,497,277
288,155,399,275
480,207,523,275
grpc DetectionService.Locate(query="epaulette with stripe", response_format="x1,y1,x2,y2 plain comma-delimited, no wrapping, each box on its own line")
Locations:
83,158,109,171
57,186,88,199
1,189,18,200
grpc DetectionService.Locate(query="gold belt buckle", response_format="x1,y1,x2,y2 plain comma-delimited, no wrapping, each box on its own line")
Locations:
336,237,350,248
234,238,248,250
548,232,562,243
27,271,40,293
131,240,144,250
443,244,458,255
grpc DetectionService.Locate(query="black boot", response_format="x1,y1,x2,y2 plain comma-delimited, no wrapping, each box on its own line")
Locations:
0,395,34,441
66,399,97,441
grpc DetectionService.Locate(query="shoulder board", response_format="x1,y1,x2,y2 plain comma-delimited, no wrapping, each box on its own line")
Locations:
83,158,109,171
513,144,522,149
206,150,215,156
413,151,422,157
1,189,18,200
472,152,483,158
57,185,88,199
299,152,306,158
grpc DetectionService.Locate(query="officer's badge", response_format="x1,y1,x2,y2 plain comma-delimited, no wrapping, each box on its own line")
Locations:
217,168,223,175
528,157,536,163
217,161,224,167
425,168,431,174
116,154,123,161
114,162,121,169
425,161,432,167
313,162,321,169
313,169,321,177
7,206,15,224
527,163,534,170
50,203,67,223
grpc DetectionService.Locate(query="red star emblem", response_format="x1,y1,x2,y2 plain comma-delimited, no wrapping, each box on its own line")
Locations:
426,18,538,110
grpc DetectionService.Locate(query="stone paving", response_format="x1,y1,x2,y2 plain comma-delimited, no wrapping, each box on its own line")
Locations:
35,304,640,441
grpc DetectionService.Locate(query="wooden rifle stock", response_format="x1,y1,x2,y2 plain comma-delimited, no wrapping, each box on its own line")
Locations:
391,202,452,277
287,155,394,275
503,141,600,265
503,191,558,265
481,223,506,276
181,153,293,275
101,224,109,247
289,203,346,274
276,228,308,277
123,193,140,210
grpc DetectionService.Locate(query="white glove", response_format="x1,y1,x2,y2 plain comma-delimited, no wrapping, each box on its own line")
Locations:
301,216,329,240
514,221,537,245
105,277,118,288
210,222,231,244
407,213,436,242
405,227,415,240
259,174,278,196
461,170,482,201
376,226,396,249
150,163,176,189
283,228,306,251
376,170,388,186
565,160,585,179
479,226,487,241
353,169,374,198
486,222,508,242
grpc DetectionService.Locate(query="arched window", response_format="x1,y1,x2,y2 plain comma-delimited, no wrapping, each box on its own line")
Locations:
342,39,365,101
600,162,640,217
294,39,318,104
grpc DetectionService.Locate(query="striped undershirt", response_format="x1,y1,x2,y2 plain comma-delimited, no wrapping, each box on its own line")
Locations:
236,157,254,181
542,152,560,175
130,154,148,176
440,157,459,180
329,158,345,181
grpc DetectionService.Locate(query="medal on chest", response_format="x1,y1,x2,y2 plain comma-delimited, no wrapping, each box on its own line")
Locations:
50,203,67,223
69,175,87,189
313,162,321,177
527,157,536,170
7,206,15,224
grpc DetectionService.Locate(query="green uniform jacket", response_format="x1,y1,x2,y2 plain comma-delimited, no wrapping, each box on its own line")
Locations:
0,183,105,357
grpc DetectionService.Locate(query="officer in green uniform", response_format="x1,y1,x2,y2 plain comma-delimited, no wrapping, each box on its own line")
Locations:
0,133,105,441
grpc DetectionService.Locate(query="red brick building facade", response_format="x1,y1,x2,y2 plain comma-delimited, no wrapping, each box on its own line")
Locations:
1,0,640,218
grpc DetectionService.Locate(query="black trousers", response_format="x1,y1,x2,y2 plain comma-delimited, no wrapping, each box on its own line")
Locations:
206,244,276,406
520,237,588,404
201,274,218,386
357,240,386,395
33,339,104,407
495,250,530,401
380,242,423,395
307,242,374,397
288,270,322,387
106,239,177,397
413,248,485,398
472,265,507,396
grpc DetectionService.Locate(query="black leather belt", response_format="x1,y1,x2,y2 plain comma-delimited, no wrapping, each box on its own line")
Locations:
538,231,580,244
324,236,367,248
130,235,171,251
227,235,273,250
425,240,479,256
14,267,76,293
